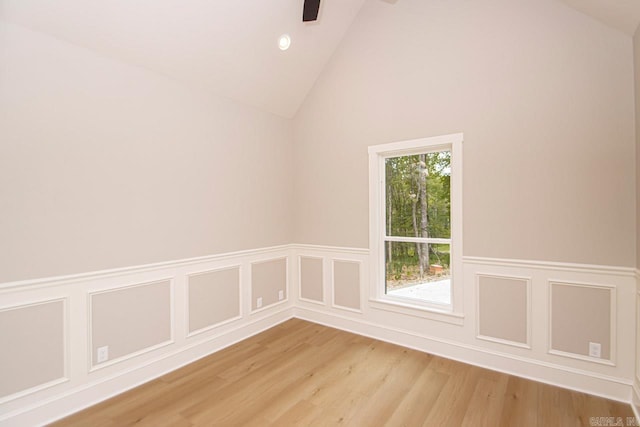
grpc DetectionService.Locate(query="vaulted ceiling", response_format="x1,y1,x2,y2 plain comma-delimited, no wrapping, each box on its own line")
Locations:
0,0,638,119
557,0,640,37
0,0,367,118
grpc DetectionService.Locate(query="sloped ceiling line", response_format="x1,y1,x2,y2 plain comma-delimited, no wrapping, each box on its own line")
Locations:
0,0,637,119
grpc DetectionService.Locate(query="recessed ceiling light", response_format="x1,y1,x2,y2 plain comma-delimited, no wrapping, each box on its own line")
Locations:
278,34,291,51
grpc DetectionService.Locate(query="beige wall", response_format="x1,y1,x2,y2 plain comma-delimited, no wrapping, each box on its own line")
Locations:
0,21,293,283
635,23,640,411
1,1,635,281
293,0,636,267
635,26,640,270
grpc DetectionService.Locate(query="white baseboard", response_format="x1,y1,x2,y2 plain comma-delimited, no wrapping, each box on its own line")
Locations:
0,308,293,427
10,303,629,427
293,306,634,403
633,384,640,423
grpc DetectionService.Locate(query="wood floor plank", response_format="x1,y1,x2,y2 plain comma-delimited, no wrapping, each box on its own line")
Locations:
160,342,265,384
499,375,539,427
384,368,450,426
347,348,432,426
421,361,481,426
304,340,401,411
460,375,509,427
269,399,321,425
52,320,636,426
180,342,316,424
538,382,584,427
258,332,370,422
111,372,229,426
50,379,170,426
209,334,364,425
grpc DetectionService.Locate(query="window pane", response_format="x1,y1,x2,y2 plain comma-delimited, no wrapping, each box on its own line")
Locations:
385,241,451,305
385,151,451,239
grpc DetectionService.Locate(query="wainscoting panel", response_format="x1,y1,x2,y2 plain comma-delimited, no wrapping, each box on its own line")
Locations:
0,299,66,401
187,266,241,335
0,245,294,426
296,249,636,405
250,257,287,312
549,281,614,364
332,259,362,312
0,245,637,425
90,280,173,368
477,274,530,348
299,256,324,304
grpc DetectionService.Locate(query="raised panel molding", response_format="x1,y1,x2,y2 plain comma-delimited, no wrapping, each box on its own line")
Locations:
331,259,363,313
476,274,531,349
0,298,68,404
0,245,293,426
298,256,324,305
548,281,616,366
88,279,174,371
0,246,637,425
186,266,242,337
250,257,289,314
294,305,633,404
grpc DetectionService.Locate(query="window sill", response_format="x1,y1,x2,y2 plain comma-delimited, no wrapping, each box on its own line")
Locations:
368,298,464,326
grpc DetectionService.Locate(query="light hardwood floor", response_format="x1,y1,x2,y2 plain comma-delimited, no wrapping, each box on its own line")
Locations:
52,319,635,426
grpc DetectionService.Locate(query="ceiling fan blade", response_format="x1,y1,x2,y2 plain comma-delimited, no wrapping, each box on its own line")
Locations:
303,0,321,22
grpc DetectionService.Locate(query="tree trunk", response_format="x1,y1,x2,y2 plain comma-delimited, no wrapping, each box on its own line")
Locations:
418,154,429,274
386,183,393,264
411,198,422,277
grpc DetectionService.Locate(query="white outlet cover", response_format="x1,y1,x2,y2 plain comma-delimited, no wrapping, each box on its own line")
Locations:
588,342,601,358
97,346,109,363
256,297,263,308
278,290,284,300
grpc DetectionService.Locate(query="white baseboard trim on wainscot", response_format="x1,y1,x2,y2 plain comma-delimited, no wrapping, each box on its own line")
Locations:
0,308,294,427
293,306,634,404
1,245,638,425
633,383,640,423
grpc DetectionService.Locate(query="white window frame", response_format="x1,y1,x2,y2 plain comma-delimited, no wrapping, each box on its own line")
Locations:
368,133,464,321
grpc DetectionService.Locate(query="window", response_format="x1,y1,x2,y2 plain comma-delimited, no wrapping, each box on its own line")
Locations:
368,133,463,315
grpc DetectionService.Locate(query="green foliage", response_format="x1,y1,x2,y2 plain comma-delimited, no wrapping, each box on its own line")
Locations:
385,242,450,279
385,151,450,238
385,151,451,272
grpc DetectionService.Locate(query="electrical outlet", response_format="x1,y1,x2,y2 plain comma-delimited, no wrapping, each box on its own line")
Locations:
588,342,601,358
278,290,284,301
256,297,263,308
97,346,109,363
